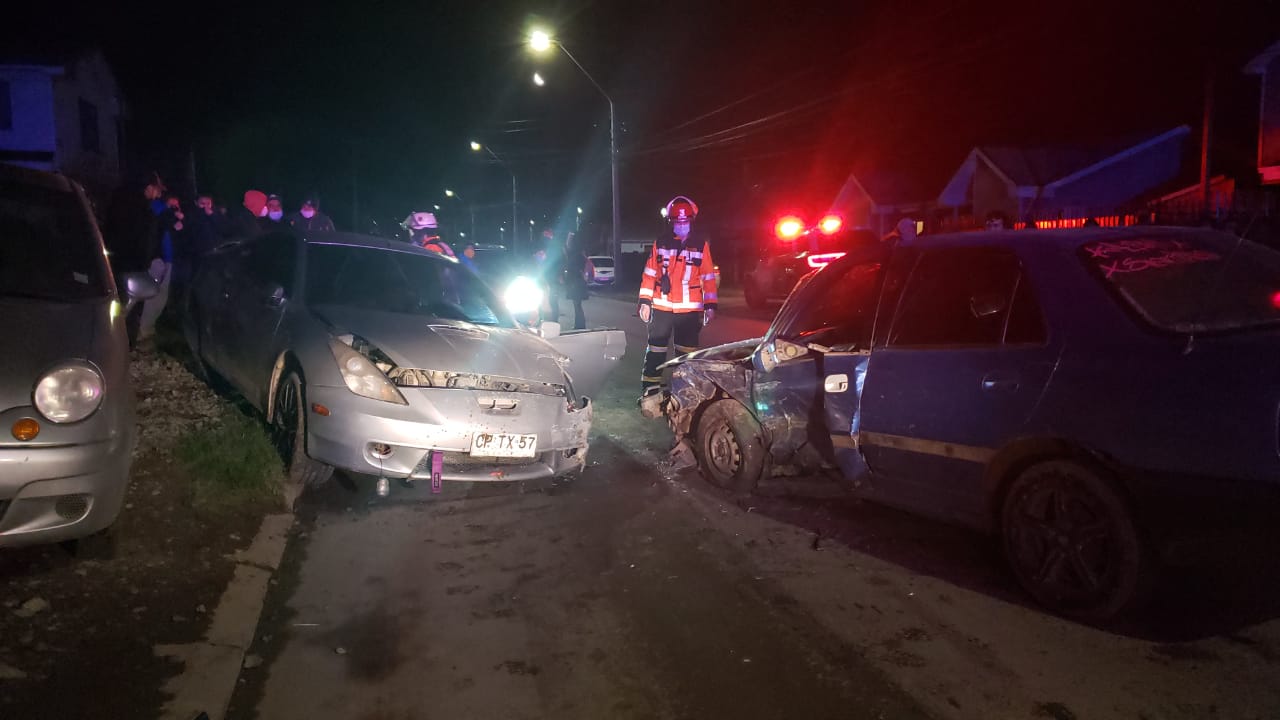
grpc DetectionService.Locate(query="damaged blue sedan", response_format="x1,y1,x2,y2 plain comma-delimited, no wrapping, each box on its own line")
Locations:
645,227,1280,618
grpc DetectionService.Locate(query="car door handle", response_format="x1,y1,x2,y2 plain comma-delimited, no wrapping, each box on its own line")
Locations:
981,372,1020,392
824,373,849,393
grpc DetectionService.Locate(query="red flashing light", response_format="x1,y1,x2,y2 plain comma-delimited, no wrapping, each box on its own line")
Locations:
818,214,843,235
807,252,846,268
1271,291,1280,310
775,215,804,240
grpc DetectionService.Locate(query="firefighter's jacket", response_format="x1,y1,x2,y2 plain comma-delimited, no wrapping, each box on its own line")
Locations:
638,233,718,313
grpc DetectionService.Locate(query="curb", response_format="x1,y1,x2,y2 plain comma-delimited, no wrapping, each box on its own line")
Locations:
154,512,294,720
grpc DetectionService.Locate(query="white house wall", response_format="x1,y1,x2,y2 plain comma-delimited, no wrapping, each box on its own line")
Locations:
53,51,122,197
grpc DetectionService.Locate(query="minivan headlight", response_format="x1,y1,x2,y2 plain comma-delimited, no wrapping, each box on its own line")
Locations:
34,363,104,423
328,337,408,405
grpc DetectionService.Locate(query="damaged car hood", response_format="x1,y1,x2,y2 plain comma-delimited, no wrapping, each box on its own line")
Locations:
314,306,568,386
661,337,761,369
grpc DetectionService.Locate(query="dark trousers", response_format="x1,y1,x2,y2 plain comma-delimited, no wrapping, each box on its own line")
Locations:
641,309,703,387
572,299,585,330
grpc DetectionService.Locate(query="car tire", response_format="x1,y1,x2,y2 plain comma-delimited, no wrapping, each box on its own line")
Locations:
1001,459,1154,619
744,282,768,311
693,399,768,494
272,371,335,492
62,525,118,561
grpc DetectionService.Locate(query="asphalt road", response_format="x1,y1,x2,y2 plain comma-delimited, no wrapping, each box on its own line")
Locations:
229,295,1280,720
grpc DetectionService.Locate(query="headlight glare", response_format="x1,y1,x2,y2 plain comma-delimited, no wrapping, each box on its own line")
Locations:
504,275,544,315
34,363,105,423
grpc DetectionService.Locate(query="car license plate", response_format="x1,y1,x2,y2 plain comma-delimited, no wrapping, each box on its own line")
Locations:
470,432,537,458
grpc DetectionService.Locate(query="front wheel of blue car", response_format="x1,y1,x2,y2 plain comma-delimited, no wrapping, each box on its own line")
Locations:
1002,459,1153,619
273,372,335,494
693,399,767,494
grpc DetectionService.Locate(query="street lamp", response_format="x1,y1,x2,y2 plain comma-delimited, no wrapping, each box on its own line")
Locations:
577,206,583,231
528,28,621,263
532,72,546,87
469,140,520,254
529,218,535,246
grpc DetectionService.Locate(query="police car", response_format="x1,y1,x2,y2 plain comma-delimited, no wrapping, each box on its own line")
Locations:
743,213,878,310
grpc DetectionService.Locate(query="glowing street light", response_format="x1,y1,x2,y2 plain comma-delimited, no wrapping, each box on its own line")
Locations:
532,72,546,87
433,204,441,210
444,189,456,197
469,140,482,151
577,207,583,214
529,29,553,53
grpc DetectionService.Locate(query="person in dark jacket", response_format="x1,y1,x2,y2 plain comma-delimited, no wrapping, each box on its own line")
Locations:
290,198,336,233
102,173,165,347
561,233,591,330
260,194,289,231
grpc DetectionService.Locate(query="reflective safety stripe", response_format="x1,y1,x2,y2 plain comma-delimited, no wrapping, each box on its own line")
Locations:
703,293,718,301
643,268,659,277
646,344,668,353
701,273,718,281
674,345,698,353
639,288,654,297
860,431,994,464
641,374,664,381
830,434,858,450
652,298,705,310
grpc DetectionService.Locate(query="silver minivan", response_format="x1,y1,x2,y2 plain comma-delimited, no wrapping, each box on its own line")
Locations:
0,163,154,552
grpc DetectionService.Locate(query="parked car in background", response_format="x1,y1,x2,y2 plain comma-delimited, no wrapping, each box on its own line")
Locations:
648,227,1280,619
185,232,625,494
743,213,878,310
0,163,156,553
587,255,615,286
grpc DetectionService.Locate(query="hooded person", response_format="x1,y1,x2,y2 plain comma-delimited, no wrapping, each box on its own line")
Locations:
260,193,288,229
290,197,336,233
229,189,268,239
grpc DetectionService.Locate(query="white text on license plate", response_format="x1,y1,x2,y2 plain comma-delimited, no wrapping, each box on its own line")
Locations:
470,432,537,458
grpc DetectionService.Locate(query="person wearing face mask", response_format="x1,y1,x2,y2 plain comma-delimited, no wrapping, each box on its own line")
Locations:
290,197,335,233
260,194,287,230
637,195,717,394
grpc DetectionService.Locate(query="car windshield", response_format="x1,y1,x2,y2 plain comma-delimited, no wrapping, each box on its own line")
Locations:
0,178,111,302
306,244,512,326
1080,233,1280,333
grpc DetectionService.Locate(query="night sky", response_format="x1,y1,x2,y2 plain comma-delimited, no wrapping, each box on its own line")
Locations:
7,0,1279,248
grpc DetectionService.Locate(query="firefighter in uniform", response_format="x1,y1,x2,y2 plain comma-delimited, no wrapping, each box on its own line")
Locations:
638,196,718,392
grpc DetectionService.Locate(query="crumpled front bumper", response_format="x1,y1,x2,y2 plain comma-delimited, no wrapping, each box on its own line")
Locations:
306,384,594,481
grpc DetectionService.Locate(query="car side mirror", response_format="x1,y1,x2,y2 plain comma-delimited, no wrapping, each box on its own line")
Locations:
121,271,158,308
969,292,1007,319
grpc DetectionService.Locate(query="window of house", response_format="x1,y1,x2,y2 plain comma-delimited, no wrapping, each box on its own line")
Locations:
79,98,99,152
0,80,12,131
888,247,1041,347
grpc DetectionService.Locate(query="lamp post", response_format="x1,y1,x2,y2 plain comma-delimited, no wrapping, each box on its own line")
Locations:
469,140,519,253
529,29,621,262
443,189,475,240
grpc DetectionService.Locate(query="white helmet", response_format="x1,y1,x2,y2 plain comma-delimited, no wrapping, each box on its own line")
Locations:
404,212,438,230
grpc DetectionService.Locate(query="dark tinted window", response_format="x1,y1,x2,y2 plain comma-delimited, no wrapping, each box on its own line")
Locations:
1080,234,1280,333
241,234,297,289
785,261,883,349
0,80,11,130
889,247,1019,347
0,178,110,301
1004,274,1047,344
307,244,511,326
591,257,615,268
78,99,99,152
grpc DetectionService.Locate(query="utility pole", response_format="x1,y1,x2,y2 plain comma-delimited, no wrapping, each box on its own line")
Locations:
351,142,360,233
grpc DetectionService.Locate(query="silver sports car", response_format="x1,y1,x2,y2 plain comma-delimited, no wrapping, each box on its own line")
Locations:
185,231,624,490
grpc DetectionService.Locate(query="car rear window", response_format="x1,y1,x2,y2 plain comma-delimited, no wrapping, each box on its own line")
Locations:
0,178,110,301
591,257,615,268
1080,233,1280,333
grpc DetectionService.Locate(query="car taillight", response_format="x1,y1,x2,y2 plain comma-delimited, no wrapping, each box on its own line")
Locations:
807,252,846,268
819,214,843,235
775,215,804,241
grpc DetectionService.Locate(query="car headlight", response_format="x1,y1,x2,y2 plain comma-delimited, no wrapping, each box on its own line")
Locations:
328,337,408,405
33,362,105,423
504,275,544,315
